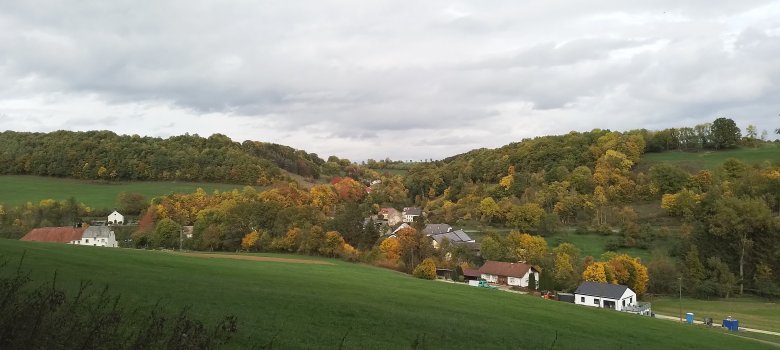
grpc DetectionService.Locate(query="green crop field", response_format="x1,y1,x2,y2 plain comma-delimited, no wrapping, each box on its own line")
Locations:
639,144,780,173
652,296,780,333
0,175,256,209
0,240,772,349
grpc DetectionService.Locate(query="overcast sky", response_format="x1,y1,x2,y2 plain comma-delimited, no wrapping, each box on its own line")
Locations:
1,1,779,161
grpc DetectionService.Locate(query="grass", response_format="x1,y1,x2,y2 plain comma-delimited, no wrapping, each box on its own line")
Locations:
0,240,773,349
638,144,780,173
652,296,780,333
0,175,256,209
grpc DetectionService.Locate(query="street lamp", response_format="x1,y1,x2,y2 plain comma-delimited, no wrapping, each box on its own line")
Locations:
678,276,682,323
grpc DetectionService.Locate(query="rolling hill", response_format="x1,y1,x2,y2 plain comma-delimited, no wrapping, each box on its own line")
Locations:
0,239,771,349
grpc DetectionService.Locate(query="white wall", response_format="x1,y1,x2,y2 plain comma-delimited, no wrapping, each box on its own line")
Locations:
108,211,124,225
71,233,118,247
574,292,636,311
481,273,497,283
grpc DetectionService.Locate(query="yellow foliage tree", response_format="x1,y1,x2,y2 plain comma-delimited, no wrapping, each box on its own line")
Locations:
506,232,547,265
379,237,401,262
413,258,437,280
241,230,260,251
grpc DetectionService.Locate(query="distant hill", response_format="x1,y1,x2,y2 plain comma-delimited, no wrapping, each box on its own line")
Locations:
0,130,324,185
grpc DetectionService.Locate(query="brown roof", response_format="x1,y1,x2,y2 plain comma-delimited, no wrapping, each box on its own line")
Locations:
462,268,481,278
21,227,86,243
478,260,536,278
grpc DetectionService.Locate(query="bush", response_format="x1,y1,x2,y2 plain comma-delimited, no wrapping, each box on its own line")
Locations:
413,258,437,280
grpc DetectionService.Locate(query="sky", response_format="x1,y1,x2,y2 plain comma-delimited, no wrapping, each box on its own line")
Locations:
1,1,779,161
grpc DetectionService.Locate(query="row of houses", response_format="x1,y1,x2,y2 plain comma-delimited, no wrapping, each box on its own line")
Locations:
455,260,649,315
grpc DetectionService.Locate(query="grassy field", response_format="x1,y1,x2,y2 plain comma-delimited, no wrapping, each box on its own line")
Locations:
0,175,255,209
638,144,780,173
652,296,780,333
0,240,773,349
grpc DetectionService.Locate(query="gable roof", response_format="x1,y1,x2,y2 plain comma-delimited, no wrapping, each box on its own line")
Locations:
574,281,632,299
479,260,536,278
403,207,422,216
423,224,452,235
462,268,481,278
21,227,86,243
82,226,114,239
379,207,399,215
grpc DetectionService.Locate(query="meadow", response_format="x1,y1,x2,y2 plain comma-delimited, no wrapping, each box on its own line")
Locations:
0,175,254,209
0,239,773,349
638,144,780,172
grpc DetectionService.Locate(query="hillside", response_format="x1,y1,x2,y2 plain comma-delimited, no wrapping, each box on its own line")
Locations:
0,239,772,350
0,175,258,209
0,130,324,185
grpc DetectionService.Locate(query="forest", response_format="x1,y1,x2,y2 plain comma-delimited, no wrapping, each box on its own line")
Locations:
0,130,323,184
1,117,778,299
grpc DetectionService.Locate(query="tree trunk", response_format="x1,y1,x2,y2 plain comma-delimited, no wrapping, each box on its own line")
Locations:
739,235,745,295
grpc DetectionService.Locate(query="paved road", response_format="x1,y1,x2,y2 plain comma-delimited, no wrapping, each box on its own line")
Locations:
654,313,780,336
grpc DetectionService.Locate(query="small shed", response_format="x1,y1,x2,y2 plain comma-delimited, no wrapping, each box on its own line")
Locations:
462,268,482,282
107,210,124,225
574,281,637,311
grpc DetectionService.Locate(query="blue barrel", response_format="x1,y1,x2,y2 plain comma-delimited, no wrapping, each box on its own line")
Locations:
686,313,694,324
722,319,739,331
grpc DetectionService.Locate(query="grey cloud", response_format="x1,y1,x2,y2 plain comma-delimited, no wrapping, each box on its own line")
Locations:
0,1,779,160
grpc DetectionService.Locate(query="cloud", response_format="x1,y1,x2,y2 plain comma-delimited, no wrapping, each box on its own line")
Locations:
0,0,779,160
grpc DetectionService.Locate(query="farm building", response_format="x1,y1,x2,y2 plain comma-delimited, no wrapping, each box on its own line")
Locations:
574,281,640,312
423,224,452,235
21,227,86,243
108,210,124,225
462,268,481,282
430,229,475,249
478,261,539,288
70,226,118,247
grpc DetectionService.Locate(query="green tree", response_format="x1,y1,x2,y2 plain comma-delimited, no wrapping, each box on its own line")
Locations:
153,218,181,248
710,117,741,150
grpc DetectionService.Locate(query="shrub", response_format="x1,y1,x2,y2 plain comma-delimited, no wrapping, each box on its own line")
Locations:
413,258,436,280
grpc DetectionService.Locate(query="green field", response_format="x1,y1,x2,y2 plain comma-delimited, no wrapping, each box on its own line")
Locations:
0,240,773,349
0,175,255,209
652,296,780,333
639,144,780,173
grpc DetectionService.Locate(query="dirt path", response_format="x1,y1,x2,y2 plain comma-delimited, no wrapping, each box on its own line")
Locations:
171,251,335,265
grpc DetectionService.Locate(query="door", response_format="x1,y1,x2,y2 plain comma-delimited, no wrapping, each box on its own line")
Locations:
498,276,507,285
603,300,616,309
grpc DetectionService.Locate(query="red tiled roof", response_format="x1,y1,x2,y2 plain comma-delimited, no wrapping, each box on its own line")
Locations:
21,227,86,243
478,260,535,278
462,268,481,278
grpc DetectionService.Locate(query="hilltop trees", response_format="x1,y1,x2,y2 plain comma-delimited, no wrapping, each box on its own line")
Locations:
710,117,742,150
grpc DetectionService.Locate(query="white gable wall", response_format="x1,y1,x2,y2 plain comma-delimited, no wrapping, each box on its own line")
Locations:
108,211,124,225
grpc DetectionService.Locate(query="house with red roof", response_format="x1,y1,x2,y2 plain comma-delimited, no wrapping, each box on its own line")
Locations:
21,227,86,243
478,260,540,288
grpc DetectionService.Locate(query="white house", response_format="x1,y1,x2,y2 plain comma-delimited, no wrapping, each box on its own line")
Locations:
107,210,124,225
478,260,540,288
402,207,422,223
574,281,637,311
70,226,118,247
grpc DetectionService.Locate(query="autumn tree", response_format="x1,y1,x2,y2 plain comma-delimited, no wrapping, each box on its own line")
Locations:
241,230,260,251
379,237,401,263
413,258,437,280
116,192,148,215
506,232,547,265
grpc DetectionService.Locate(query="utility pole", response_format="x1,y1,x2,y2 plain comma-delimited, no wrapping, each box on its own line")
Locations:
179,227,183,252
679,276,682,323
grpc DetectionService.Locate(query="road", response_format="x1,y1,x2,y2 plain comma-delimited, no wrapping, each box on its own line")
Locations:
654,313,780,336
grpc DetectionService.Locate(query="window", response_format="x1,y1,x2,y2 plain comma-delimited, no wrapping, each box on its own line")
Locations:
85,239,89,243
593,298,600,305
580,297,585,302
622,300,626,307
629,297,633,304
